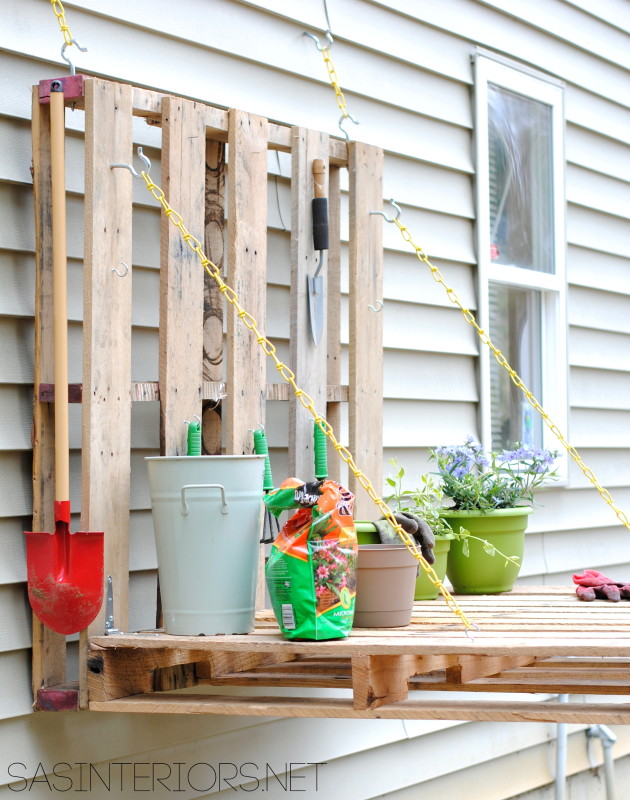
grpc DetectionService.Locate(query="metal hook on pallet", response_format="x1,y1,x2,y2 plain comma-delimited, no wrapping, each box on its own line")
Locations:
61,39,88,77
105,576,123,635
112,261,129,278
111,146,152,178
371,199,402,224
464,621,481,641
368,299,384,313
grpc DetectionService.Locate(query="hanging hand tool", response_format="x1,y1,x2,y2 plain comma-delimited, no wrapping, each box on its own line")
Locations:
253,428,280,543
313,419,329,481
307,159,329,346
25,82,104,635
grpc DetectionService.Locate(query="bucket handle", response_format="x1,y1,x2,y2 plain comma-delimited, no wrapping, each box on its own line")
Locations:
181,484,228,516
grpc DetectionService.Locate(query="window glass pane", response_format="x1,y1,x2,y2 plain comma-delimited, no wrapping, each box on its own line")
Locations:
488,85,554,274
489,283,543,450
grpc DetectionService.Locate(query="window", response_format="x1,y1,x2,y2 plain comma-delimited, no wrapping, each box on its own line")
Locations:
475,54,567,461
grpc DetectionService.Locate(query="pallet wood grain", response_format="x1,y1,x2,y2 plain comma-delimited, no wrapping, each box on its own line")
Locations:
88,589,630,721
224,109,268,455
88,693,630,725
289,128,329,480
159,96,206,455
348,142,384,518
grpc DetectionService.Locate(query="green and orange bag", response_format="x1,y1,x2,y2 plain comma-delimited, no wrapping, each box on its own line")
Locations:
264,479,357,640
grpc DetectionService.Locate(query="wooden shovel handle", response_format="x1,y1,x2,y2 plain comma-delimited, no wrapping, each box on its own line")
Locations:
313,159,327,199
50,87,70,502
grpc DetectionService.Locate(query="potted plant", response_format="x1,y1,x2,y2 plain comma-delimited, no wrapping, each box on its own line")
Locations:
430,438,559,594
381,462,455,600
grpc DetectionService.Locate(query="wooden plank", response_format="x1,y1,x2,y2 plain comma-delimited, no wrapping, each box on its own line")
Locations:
87,645,213,702
82,79,134,684
224,109,268,454
30,87,67,695
88,693,630,724
352,654,417,710
326,165,343,477
130,86,348,164
159,96,206,455
289,128,330,479
348,142,384,518
202,138,226,455
446,655,537,683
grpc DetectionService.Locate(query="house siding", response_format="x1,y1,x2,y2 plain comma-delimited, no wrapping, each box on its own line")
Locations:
1,0,629,796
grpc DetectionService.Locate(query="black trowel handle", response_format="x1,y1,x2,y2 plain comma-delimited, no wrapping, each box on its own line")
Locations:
312,159,329,252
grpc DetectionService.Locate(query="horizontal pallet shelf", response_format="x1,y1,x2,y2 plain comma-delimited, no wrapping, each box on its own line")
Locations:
88,588,630,723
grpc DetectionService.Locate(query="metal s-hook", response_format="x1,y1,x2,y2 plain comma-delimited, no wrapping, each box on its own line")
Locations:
368,300,384,313
112,261,129,278
111,146,152,178
371,198,402,224
338,113,360,142
61,39,88,76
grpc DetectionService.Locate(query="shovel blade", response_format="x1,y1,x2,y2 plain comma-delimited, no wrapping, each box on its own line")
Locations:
24,526,104,635
307,274,324,346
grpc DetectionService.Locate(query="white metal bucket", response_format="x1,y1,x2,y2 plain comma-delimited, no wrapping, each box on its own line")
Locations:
146,455,265,635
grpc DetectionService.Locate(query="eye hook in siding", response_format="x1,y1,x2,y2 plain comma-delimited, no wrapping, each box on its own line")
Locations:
60,38,88,76
338,112,360,141
303,30,335,52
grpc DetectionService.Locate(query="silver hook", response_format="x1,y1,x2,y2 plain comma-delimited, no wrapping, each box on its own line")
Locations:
371,199,402,224
338,113,360,142
111,146,151,178
60,39,88,77
112,261,129,278
368,300,383,313
304,30,335,51
464,622,481,641
184,415,202,426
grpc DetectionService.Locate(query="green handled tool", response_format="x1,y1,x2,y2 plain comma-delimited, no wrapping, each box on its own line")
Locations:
253,427,280,543
313,420,328,481
186,417,202,456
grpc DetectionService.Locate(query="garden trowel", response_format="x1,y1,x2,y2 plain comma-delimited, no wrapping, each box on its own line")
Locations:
307,159,329,346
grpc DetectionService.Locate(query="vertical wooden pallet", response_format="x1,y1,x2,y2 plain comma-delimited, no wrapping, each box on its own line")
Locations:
30,76,383,712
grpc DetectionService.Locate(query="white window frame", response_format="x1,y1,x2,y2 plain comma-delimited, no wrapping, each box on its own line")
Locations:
474,52,568,476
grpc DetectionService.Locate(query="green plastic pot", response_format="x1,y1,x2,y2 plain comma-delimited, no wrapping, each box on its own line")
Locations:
441,507,532,594
354,522,452,601
414,534,453,600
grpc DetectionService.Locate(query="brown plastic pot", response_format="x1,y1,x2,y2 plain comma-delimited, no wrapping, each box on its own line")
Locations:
353,544,418,628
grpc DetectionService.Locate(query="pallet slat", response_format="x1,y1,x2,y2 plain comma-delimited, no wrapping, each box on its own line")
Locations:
89,693,630,725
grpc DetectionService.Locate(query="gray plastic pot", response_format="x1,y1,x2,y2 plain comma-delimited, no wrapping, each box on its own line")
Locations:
353,544,418,628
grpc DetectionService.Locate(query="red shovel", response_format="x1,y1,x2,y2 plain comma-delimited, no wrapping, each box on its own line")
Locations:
25,83,104,635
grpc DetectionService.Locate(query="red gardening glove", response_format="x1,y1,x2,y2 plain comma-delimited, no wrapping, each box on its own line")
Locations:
573,570,630,602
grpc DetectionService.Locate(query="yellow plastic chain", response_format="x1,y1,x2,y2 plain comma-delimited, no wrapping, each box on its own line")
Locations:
138,170,475,631
320,46,352,121
389,214,630,533
50,0,74,46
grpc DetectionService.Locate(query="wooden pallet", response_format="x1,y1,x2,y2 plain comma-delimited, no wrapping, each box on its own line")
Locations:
87,587,630,723
30,75,383,708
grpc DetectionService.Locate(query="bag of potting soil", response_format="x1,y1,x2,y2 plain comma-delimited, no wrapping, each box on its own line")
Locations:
264,478,357,640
